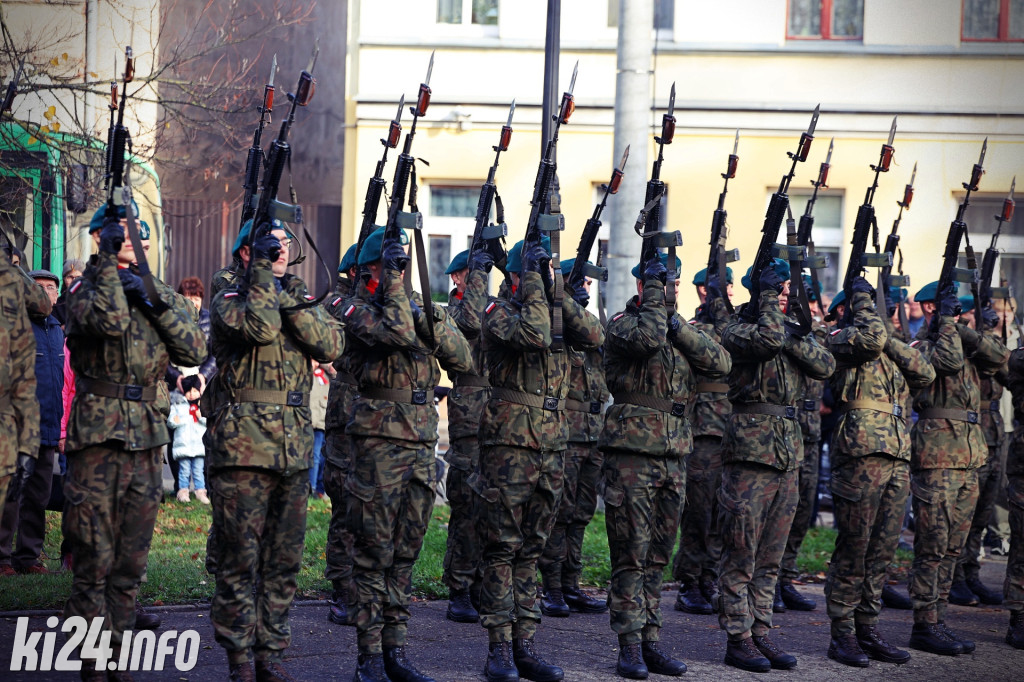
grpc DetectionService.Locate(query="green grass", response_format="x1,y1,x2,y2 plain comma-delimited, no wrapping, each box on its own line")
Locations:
0,497,863,610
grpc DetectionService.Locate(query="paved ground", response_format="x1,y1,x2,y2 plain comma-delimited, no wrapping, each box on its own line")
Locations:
2,556,1020,681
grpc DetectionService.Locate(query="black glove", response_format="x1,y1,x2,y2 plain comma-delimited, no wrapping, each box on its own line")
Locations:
8,454,36,502
382,238,409,272
643,257,667,284
569,278,589,308
706,274,724,302
253,229,282,262
668,314,683,341
939,285,961,317
885,292,897,318
468,247,493,273
521,243,550,275
851,276,875,297
99,215,125,255
117,268,152,308
758,266,785,294
981,306,1000,331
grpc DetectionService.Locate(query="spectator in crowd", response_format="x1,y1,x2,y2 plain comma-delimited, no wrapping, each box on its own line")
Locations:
168,372,208,504
53,258,86,328
906,294,925,338
310,360,331,498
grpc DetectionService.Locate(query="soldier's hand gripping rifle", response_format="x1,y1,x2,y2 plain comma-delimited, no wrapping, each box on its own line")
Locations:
468,101,514,281
793,139,833,322
877,163,916,337
744,105,819,322
519,61,578,352
705,131,740,315
979,177,1014,339
240,56,276,230
934,139,987,336
634,83,681,314
839,117,897,325
352,95,403,274
568,145,628,289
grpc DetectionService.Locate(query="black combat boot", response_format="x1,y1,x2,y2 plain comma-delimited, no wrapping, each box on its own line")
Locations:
723,637,771,673
447,589,480,623
827,633,869,667
228,661,256,682
908,623,963,656
779,583,816,611
641,641,686,675
329,581,351,626
383,646,435,682
674,582,712,615
353,653,389,682
540,588,570,618
936,622,975,654
751,634,797,670
855,623,910,664
699,578,720,613
965,575,1003,605
772,584,787,613
134,604,160,630
512,638,563,682
615,643,648,680
255,659,298,682
1007,610,1024,649
484,642,519,682
948,580,979,606
563,585,607,613
881,584,913,610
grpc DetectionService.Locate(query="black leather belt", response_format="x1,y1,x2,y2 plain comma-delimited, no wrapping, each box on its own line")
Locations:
78,377,157,402
732,403,797,419
360,387,430,405
613,392,687,418
234,389,309,407
491,388,564,411
918,408,979,424
565,398,602,414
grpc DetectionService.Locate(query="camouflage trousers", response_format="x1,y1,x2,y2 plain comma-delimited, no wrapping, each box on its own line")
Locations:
1005,475,1024,612
672,436,724,586
955,445,1003,582
209,466,308,664
62,445,162,655
323,427,354,586
539,441,603,591
717,462,798,640
823,455,909,637
910,467,979,624
347,436,434,654
781,440,818,585
0,475,8,521
443,435,482,595
604,453,684,645
477,444,564,643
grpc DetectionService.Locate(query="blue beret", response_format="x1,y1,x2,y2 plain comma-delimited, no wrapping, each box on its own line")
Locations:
801,274,823,301
631,253,682,279
445,249,470,274
338,244,358,273
89,203,149,239
914,281,939,303
356,225,409,266
693,266,734,285
506,236,552,274
828,289,847,315
959,295,975,313
741,259,791,291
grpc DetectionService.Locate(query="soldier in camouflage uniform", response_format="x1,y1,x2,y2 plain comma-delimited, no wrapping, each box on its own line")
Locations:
821,284,935,667
717,258,834,672
343,226,473,682
538,259,609,618
476,238,603,682
906,281,1008,656
63,207,205,679
672,266,733,616
441,248,492,623
1004,346,1024,649
602,254,731,679
322,244,359,626
206,221,343,681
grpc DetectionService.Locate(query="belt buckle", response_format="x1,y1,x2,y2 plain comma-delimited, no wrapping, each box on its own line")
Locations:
991,401,1001,412
286,391,304,407
670,403,686,418
803,399,817,411
784,406,796,419
124,385,143,401
967,410,979,424
590,401,602,414
543,397,560,411
412,389,428,405
893,404,903,418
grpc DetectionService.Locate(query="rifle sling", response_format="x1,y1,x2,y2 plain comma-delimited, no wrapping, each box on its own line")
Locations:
407,162,436,350
550,221,564,353
121,183,168,315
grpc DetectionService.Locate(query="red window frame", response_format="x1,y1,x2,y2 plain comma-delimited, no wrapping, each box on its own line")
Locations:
786,0,863,41
962,0,1024,42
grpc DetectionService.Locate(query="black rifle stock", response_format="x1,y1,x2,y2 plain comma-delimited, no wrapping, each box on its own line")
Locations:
705,131,740,314
240,56,276,230
469,101,514,279
979,177,1014,337
794,138,833,322
569,145,627,287
876,163,916,336
353,96,403,273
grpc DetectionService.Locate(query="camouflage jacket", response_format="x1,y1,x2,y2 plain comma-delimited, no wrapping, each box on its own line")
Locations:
321,276,359,468
65,253,206,453
0,258,38,475
979,334,1009,447
446,271,491,443
910,318,1009,470
827,291,935,467
565,346,609,444
797,322,829,443
720,290,835,471
200,260,243,417
1006,348,1024,478
206,260,344,473
480,270,604,452
688,299,732,439
344,268,474,444
600,280,731,458
209,260,242,299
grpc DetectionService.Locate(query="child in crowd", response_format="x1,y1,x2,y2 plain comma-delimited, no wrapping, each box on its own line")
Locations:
168,370,208,504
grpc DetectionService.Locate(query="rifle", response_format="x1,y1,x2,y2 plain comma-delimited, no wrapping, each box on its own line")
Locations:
568,145,628,287
381,52,435,347
783,204,814,335
468,101,514,280
634,82,681,313
877,163,916,337
353,95,403,273
745,105,818,320
519,60,578,352
793,138,833,322
240,56,276,230
705,130,740,314
840,116,897,324
595,239,608,326
979,177,1014,340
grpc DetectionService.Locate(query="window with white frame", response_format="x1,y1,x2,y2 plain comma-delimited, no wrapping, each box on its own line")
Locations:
425,183,482,297
786,190,844,297
437,0,498,34
607,0,675,37
787,0,864,40
962,194,1024,315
